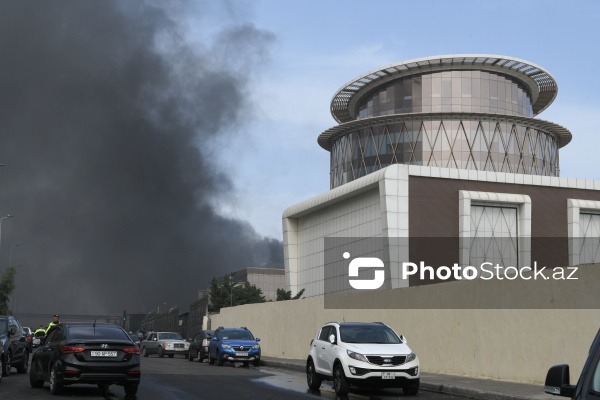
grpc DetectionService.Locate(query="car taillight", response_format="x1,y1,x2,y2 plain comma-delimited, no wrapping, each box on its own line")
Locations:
122,347,139,355
60,345,85,354
127,371,141,376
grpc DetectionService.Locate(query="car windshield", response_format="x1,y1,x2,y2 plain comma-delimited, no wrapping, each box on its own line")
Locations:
68,325,130,341
340,325,402,344
0,320,7,334
222,330,254,340
158,332,183,340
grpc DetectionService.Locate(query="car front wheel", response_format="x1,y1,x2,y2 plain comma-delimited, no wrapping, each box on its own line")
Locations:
158,347,164,358
142,347,149,357
333,364,350,395
216,352,224,366
208,352,215,365
306,359,321,390
2,352,10,377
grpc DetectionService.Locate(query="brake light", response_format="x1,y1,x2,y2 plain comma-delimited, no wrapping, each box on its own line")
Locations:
60,345,85,354
122,347,139,355
127,371,141,375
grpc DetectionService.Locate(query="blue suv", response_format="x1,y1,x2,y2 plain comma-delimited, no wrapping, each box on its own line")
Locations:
208,327,261,367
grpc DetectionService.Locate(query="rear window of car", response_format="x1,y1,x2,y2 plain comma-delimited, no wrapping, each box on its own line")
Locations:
67,325,131,341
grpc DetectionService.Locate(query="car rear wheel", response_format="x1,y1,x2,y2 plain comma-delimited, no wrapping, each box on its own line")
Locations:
16,350,29,373
49,363,63,395
333,364,350,395
403,378,420,395
124,383,139,395
2,352,10,377
29,360,44,388
306,359,321,390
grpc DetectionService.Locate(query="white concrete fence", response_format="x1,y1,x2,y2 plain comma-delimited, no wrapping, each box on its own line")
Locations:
210,263,600,384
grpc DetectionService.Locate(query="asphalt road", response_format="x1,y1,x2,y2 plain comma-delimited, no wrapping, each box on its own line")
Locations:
0,353,464,400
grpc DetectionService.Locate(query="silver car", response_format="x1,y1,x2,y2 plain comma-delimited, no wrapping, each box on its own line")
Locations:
141,332,189,358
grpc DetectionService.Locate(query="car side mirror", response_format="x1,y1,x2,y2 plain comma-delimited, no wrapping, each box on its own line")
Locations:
400,335,406,343
545,364,576,397
329,334,336,344
256,338,260,342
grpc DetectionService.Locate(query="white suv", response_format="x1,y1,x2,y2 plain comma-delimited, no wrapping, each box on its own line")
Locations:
306,322,420,396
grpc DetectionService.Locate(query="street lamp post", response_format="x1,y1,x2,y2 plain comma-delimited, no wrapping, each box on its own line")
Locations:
0,214,13,258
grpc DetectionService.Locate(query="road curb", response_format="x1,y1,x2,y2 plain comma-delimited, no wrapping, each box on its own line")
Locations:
420,382,534,400
261,359,539,400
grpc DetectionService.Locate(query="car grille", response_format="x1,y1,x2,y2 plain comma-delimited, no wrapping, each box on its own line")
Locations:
366,355,407,365
174,343,185,349
231,346,251,351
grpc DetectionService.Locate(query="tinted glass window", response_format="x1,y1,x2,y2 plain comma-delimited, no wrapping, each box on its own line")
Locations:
340,325,401,344
68,326,130,341
158,332,183,340
0,319,7,334
318,326,333,341
591,355,600,392
221,330,254,340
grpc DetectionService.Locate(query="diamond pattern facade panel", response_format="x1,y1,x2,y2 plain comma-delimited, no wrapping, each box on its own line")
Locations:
330,118,560,188
579,213,600,264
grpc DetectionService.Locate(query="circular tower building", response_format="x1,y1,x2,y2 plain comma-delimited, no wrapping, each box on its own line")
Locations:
318,55,572,189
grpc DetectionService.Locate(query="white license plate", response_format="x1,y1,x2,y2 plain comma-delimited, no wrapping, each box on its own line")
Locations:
175,348,185,351
91,351,117,357
382,372,396,379
235,352,249,357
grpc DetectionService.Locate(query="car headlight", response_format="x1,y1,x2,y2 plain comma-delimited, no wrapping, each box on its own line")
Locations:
405,352,416,363
222,344,231,349
252,344,260,349
347,350,369,363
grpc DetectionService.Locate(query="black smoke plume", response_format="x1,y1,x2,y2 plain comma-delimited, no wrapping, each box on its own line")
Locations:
0,1,281,315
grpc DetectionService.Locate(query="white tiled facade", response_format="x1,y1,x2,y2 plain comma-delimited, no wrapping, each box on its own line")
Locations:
283,164,600,298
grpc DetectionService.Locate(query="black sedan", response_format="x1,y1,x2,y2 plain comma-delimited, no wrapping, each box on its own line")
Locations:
188,330,214,362
29,322,140,396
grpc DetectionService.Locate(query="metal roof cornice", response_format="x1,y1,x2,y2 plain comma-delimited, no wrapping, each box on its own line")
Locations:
317,112,572,150
330,54,558,123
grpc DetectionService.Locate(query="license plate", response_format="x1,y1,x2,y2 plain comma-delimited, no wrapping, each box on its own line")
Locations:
235,352,248,357
382,372,396,379
91,351,117,357
175,348,185,351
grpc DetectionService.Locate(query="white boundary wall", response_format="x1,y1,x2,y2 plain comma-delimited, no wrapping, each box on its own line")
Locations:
210,264,600,384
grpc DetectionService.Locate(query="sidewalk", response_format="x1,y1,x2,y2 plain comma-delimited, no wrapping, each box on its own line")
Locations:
260,356,556,400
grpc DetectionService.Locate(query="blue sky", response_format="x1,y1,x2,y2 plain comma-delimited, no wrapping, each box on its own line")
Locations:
200,0,600,239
